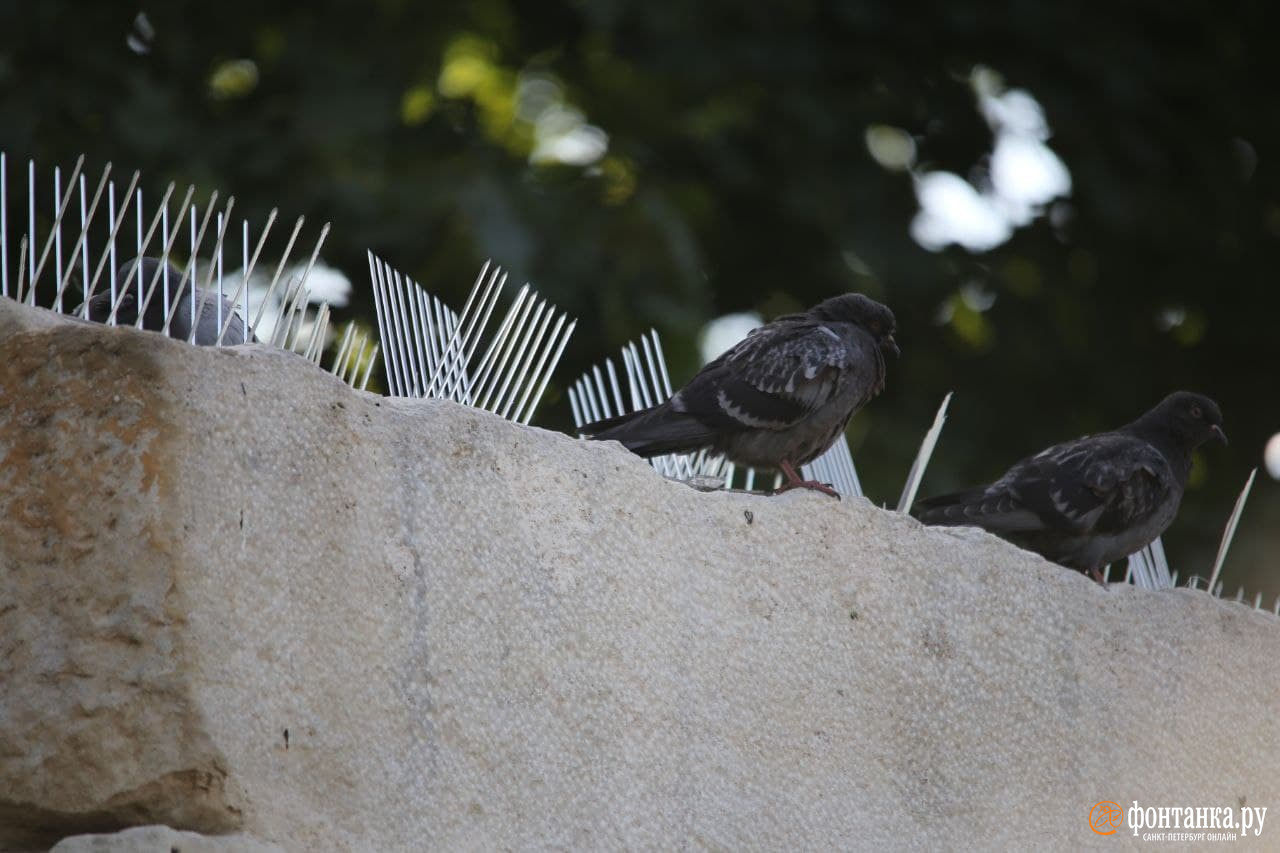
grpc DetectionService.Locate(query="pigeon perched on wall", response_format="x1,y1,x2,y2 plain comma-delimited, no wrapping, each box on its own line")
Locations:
581,293,898,497
912,392,1227,582
76,257,254,345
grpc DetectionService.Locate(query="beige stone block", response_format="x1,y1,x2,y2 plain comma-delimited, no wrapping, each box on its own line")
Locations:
2,298,1277,850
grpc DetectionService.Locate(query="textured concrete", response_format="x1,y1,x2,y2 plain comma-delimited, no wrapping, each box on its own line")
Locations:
50,825,282,853
2,296,1278,851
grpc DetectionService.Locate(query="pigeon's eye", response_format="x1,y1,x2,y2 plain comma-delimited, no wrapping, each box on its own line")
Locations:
1191,405,1203,418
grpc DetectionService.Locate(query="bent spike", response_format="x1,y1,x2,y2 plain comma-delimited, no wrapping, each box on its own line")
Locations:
1207,468,1257,594
366,253,575,425
0,150,359,385
897,392,952,512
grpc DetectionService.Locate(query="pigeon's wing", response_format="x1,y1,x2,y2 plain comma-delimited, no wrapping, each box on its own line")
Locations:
960,434,1174,534
671,321,876,432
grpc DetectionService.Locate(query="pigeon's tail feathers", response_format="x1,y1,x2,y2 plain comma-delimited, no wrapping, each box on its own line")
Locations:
912,487,1045,532
911,487,987,523
581,403,717,458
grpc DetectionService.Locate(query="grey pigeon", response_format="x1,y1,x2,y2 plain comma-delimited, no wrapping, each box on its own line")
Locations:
76,257,255,345
912,392,1226,582
581,293,898,497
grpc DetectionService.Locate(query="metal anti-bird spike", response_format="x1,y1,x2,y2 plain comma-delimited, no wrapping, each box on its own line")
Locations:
1208,467,1256,594
367,253,575,424
328,321,378,390
0,151,356,381
569,332,701,481
1124,538,1173,590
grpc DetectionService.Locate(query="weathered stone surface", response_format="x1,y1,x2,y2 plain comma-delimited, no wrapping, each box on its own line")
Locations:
2,296,1278,850
50,825,283,853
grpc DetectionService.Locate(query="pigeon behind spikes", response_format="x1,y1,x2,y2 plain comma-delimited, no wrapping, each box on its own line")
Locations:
77,257,255,345
912,391,1227,582
581,293,899,497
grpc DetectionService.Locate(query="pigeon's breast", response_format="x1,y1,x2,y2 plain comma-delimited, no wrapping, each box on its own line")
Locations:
1053,495,1182,569
718,368,872,468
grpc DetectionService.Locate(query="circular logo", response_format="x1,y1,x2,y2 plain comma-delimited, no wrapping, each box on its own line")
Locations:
1090,801,1125,835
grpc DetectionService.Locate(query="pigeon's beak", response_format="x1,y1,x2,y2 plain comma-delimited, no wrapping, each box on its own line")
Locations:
883,335,900,358
1210,424,1228,445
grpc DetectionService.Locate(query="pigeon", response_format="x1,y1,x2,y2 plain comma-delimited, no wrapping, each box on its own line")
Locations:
581,293,898,497
76,257,255,345
912,391,1227,582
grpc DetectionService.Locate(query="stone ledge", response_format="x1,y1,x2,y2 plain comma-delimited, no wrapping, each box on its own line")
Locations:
2,297,1277,850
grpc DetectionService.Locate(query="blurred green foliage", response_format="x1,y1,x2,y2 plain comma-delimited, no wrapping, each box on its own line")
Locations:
1,1,1275,592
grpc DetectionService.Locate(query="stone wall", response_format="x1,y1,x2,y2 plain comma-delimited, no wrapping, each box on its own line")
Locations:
2,298,1277,850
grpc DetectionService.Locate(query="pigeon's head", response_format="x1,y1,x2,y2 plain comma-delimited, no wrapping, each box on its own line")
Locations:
1154,391,1227,447
81,286,138,326
811,293,899,357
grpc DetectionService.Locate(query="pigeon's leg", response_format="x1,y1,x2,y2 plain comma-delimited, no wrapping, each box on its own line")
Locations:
773,460,840,499
1087,566,1108,587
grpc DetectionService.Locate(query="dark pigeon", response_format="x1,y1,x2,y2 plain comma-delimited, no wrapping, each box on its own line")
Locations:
581,293,898,497
76,257,255,346
912,392,1227,582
